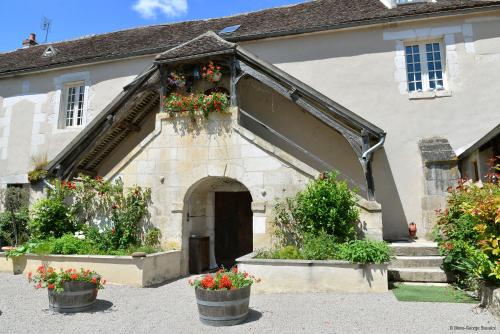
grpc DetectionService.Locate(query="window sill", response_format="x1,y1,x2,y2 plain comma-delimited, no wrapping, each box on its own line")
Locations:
408,90,452,100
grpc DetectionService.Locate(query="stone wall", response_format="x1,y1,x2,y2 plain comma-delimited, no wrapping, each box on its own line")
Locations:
419,137,460,238
99,108,383,273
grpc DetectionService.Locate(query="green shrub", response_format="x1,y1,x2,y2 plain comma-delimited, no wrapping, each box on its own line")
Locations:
0,187,30,246
301,232,338,260
435,176,500,288
255,245,302,260
145,227,162,248
337,240,391,264
293,171,359,242
0,209,30,246
50,234,93,255
272,198,302,248
29,197,78,239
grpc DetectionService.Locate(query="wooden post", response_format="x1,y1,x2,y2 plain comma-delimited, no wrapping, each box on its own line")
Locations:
159,64,169,113
230,56,238,107
361,130,375,201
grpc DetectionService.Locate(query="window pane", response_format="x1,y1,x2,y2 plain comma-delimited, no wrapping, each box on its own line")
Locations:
426,44,433,52
433,43,440,50
76,85,85,126
436,62,442,70
65,87,76,127
429,72,435,79
436,72,442,79
430,81,435,89
416,82,422,91
434,52,441,60
427,53,433,61
405,44,422,92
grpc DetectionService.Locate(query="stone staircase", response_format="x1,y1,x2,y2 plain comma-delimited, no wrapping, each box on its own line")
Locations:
388,242,453,283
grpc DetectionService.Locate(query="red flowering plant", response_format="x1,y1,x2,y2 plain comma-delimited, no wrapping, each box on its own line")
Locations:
201,61,222,83
434,157,500,288
202,92,229,118
163,92,229,119
189,267,259,291
28,265,106,293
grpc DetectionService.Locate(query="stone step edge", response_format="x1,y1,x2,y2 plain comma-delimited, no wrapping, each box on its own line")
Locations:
389,267,446,272
393,256,444,260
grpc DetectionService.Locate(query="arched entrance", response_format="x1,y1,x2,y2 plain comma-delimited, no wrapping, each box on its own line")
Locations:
184,177,253,272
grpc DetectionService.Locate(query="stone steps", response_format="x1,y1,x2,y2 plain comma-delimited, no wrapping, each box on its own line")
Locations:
389,242,440,256
389,267,452,283
390,255,445,268
388,241,452,283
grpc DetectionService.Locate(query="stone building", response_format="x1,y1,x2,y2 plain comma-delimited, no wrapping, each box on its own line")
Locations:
1,0,499,272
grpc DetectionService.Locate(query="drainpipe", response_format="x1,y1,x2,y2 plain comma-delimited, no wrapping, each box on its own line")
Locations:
42,179,55,191
362,133,386,161
360,133,386,201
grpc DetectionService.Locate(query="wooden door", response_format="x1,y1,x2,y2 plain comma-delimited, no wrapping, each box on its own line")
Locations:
214,192,253,268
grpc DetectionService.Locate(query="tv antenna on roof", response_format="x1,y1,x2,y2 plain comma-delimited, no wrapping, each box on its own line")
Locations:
40,16,52,43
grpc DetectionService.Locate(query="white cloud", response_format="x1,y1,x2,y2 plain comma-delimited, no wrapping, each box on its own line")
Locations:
133,0,188,19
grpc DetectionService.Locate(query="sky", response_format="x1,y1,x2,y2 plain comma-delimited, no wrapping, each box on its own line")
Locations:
0,0,305,53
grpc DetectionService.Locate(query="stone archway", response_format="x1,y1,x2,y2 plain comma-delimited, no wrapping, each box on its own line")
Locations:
183,176,253,272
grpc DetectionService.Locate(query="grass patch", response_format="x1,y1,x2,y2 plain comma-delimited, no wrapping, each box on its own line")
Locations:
392,283,477,303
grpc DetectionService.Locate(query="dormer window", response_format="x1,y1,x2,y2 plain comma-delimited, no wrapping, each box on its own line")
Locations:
42,45,57,58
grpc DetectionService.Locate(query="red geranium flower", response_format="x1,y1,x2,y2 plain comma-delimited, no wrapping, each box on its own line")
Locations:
47,284,55,290
219,275,232,290
70,273,79,280
201,275,215,289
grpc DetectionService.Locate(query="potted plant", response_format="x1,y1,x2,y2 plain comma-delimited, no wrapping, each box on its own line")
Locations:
189,267,259,326
168,71,186,88
202,61,222,83
28,266,106,313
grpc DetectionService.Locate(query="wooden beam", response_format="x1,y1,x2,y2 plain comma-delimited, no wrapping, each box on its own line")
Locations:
119,120,141,132
230,56,238,107
361,130,375,201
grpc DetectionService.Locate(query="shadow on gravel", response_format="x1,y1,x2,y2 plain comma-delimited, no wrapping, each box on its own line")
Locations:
145,276,188,289
43,299,114,315
243,309,263,324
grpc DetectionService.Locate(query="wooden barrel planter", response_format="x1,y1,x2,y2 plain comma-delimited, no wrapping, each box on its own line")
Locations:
48,281,99,313
195,286,251,326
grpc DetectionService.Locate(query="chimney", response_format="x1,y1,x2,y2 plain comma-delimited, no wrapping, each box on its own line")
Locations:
22,33,38,47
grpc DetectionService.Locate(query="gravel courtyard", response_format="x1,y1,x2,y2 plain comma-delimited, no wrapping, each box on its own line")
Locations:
0,273,497,334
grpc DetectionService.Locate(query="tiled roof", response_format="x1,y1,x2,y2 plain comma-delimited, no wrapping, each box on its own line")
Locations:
1,0,499,76
155,31,235,61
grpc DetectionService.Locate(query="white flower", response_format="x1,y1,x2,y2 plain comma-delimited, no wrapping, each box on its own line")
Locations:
74,231,85,240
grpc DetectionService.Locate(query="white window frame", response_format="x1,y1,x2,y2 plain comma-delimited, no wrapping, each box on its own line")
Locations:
404,39,448,93
59,81,87,129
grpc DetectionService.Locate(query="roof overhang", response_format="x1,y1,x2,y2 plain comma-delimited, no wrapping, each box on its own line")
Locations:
47,33,385,180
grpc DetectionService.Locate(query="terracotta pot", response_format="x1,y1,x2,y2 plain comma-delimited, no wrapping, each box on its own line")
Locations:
408,223,417,238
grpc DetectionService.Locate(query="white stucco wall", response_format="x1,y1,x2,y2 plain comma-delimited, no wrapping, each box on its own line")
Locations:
0,56,154,185
241,11,500,239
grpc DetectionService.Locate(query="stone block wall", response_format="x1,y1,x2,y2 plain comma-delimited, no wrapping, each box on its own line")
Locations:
419,137,460,237
100,108,384,273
